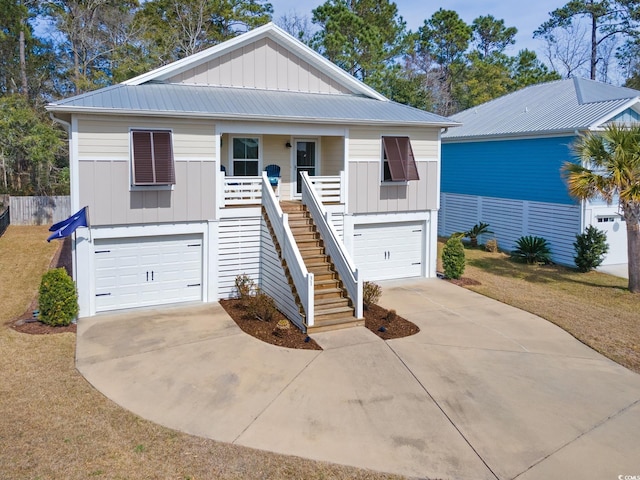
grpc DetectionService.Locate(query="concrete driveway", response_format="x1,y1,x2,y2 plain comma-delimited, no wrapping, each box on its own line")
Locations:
76,279,640,480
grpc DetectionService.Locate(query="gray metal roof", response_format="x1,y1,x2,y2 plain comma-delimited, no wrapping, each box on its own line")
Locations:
443,77,640,140
47,83,458,127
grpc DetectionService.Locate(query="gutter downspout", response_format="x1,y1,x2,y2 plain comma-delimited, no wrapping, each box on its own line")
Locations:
49,112,71,135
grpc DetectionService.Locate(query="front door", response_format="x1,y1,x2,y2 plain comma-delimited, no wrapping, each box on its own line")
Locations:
294,140,317,195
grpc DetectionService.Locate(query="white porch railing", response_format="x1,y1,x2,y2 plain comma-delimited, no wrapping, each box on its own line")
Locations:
301,172,362,319
309,171,345,204
261,172,315,328
218,174,262,207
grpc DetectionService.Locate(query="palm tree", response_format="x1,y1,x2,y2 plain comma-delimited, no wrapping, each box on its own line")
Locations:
563,123,640,293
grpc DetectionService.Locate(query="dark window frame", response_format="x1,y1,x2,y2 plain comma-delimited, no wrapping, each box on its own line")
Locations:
131,130,176,186
231,136,261,176
381,136,419,182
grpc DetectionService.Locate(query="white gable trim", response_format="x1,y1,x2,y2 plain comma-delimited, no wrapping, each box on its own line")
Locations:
587,98,640,131
122,23,387,102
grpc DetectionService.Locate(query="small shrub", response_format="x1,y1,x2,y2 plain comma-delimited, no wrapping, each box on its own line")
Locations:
245,289,277,322
384,309,397,322
363,281,382,310
442,236,466,279
574,225,609,272
464,222,493,248
234,273,255,302
38,268,78,326
511,236,552,264
485,238,498,253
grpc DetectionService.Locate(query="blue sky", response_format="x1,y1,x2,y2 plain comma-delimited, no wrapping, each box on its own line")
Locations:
270,0,565,55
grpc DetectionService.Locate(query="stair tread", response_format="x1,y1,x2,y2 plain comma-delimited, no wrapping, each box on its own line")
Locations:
315,297,348,307
309,317,362,332
315,305,354,316
314,287,342,295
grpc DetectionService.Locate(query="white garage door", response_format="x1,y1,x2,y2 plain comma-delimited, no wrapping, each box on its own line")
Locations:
353,222,424,281
593,215,628,265
94,235,203,312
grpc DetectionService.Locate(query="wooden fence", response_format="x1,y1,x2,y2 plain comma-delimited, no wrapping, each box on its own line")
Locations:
8,196,71,226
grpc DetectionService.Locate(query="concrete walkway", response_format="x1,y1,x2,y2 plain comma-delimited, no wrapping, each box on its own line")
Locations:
598,263,629,279
76,279,640,480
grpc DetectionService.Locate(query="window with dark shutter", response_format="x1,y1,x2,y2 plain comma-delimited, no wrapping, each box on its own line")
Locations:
132,130,175,186
381,136,419,182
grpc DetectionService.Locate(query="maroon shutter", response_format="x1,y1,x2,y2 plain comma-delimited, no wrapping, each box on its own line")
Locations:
404,138,419,181
152,131,175,184
382,136,419,181
132,131,154,184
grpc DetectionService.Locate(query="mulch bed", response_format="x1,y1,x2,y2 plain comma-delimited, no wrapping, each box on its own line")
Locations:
363,303,420,340
220,298,419,349
220,298,322,350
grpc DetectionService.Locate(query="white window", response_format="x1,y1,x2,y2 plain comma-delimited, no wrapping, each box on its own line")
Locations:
381,136,419,182
232,137,260,176
131,130,175,186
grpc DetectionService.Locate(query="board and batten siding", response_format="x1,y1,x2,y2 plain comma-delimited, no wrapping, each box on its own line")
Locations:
76,116,217,226
439,193,581,265
217,216,262,298
347,126,439,214
441,136,576,205
167,37,352,95
321,136,344,175
260,220,304,329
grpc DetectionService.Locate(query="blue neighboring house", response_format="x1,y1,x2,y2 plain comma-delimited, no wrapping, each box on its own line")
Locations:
440,77,640,266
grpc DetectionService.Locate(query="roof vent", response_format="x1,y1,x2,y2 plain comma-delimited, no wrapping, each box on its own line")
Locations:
524,106,529,113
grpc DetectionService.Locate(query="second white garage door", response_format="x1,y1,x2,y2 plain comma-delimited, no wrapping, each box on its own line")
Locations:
94,235,203,312
353,222,424,281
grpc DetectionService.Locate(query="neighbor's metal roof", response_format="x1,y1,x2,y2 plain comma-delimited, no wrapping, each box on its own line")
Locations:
47,83,459,127
443,77,640,140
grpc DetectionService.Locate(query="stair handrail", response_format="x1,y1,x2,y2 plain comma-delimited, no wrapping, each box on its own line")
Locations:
261,172,315,327
300,172,363,319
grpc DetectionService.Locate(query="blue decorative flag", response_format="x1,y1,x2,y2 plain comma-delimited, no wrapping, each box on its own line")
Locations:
47,207,89,242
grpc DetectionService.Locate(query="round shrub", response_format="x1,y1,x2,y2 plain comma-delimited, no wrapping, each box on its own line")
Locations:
442,236,465,279
574,225,609,272
38,268,78,326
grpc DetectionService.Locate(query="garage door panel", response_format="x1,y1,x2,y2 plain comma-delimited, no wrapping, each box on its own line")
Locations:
94,235,203,312
354,222,424,281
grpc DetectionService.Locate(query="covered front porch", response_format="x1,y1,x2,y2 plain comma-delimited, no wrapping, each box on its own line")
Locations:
217,133,347,209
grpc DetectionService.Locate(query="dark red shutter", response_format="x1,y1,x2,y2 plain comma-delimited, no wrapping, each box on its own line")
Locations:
132,131,154,184
382,136,419,181
152,131,175,184
132,130,175,185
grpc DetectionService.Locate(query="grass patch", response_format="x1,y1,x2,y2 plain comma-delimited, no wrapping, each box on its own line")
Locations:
439,240,640,373
0,226,402,480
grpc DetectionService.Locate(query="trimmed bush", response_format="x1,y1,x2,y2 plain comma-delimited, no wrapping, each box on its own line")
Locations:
442,236,465,279
363,281,382,310
38,268,78,326
234,273,255,303
574,225,609,272
245,288,278,322
511,236,552,264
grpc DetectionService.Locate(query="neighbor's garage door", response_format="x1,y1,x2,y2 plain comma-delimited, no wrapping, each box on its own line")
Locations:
353,222,424,281
593,215,628,265
94,235,203,312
